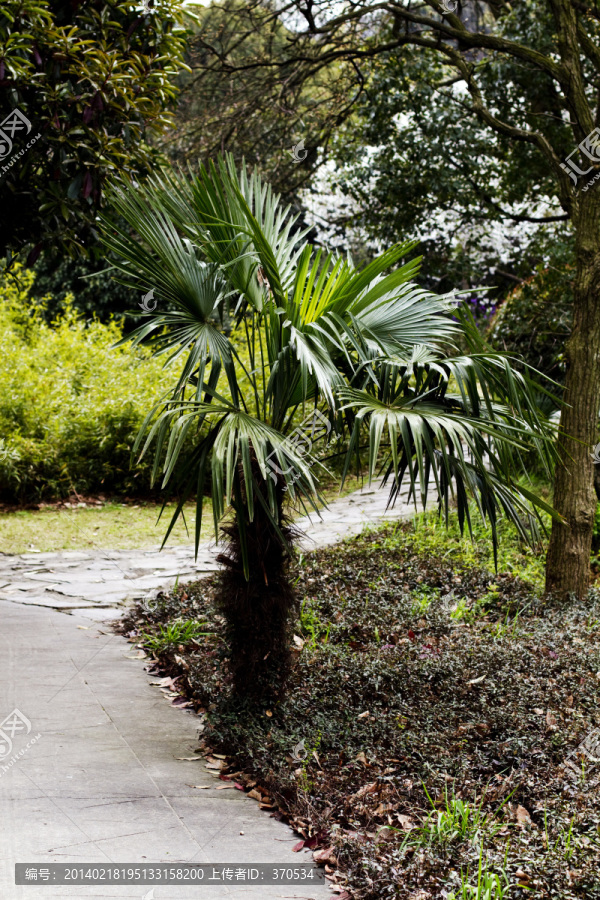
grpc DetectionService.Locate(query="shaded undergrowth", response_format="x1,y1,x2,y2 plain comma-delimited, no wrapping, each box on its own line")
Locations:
119,512,600,899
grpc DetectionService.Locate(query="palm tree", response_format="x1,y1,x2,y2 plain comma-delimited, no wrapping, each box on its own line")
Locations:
100,155,556,701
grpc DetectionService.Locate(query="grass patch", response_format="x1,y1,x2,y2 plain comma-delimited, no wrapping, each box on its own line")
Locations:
142,619,211,655
0,472,367,553
399,505,548,591
0,500,211,552
121,508,600,899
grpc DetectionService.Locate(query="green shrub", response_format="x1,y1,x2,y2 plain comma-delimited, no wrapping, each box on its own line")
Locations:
487,263,573,384
0,266,182,502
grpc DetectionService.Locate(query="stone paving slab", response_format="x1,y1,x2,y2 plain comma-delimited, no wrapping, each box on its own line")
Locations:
1,596,105,610
0,484,426,899
0,600,328,900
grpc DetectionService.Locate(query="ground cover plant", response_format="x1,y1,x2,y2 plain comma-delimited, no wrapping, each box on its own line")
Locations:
120,510,600,900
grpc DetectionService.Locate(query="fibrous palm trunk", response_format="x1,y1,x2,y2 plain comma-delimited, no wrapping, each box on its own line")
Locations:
216,470,297,700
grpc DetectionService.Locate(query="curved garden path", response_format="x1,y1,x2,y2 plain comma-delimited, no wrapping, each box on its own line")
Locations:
0,485,420,899
0,485,418,620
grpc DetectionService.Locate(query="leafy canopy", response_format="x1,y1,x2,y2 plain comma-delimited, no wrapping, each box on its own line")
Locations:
0,0,190,259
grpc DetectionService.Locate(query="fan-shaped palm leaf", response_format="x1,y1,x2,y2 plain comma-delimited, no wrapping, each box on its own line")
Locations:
98,152,558,699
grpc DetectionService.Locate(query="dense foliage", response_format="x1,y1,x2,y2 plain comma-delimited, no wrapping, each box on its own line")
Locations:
488,263,574,386
328,20,574,287
166,1,354,200
0,266,177,502
31,248,135,322
0,0,189,258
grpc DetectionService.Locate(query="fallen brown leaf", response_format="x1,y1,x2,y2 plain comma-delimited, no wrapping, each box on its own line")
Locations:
313,847,337,866
353,782,378,799
516,805,532,826
374,802,394,816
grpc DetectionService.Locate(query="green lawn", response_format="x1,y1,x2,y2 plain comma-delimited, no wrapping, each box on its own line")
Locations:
0,501,212,553
0,472,367,554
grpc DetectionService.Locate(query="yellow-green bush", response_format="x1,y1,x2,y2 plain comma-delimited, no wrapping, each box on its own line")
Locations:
0,269,341,503
0,267,179,502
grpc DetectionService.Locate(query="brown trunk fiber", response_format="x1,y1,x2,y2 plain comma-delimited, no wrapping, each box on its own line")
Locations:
545,193,600,599
216,471,297,701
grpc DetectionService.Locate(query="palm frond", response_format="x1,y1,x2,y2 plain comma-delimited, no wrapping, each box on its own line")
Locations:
339,351,559,563
98,153,558,577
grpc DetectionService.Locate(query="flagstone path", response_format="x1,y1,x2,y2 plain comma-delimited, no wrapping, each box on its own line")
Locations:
0,485,422,899
0,485,420,621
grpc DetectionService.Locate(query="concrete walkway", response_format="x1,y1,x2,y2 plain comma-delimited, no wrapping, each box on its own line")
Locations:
0,485,421,899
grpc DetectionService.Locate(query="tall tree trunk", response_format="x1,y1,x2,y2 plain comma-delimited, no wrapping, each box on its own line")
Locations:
545,192,600,599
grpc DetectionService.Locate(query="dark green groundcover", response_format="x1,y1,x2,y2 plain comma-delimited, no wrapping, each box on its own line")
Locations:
120,518,600,899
